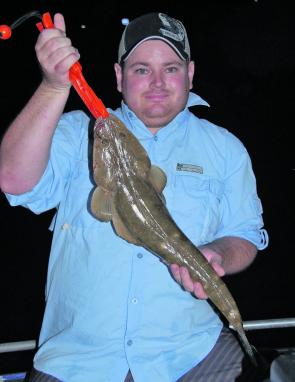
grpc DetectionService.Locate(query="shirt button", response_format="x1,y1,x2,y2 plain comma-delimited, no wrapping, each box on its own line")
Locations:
154,135,158,141
131,298,138,304
127,340,133,346
137,253,143,259
62,223,70,230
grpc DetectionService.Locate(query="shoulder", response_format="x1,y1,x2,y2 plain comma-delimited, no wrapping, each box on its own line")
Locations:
188,112,247,154
59,110,90,129
56,110,91,142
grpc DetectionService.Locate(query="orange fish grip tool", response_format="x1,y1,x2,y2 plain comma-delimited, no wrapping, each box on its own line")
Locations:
36,12,109,119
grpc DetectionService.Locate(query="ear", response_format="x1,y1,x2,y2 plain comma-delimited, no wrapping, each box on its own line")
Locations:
188,61,195,90
114,63,123,93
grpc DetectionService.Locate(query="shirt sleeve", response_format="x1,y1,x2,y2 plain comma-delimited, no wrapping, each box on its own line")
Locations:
5,110,90,214
215,131,268,250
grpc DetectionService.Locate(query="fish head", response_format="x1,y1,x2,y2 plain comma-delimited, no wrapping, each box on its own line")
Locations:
93,114,151,191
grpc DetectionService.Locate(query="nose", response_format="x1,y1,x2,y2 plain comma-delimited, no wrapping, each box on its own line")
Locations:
150,70,165,88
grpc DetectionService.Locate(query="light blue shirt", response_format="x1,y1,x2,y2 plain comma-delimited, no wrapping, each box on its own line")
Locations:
6,92,268,382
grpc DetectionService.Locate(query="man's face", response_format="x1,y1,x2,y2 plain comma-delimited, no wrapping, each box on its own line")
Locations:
114,40,194,131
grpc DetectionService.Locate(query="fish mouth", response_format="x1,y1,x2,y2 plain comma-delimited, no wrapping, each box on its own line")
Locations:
94,117,107,132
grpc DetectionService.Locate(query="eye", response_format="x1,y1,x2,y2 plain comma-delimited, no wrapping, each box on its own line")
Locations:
166,66,178,73
95,132,109,146
119,132,126,139
101,138,109,146
135,67,148,75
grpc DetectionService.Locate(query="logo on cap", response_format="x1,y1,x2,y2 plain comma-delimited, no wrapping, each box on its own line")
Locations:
159,13,185,43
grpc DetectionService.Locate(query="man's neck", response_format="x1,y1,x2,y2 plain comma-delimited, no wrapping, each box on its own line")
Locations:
148,127,162,135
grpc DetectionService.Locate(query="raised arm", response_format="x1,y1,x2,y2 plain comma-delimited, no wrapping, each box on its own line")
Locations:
0,14,80,195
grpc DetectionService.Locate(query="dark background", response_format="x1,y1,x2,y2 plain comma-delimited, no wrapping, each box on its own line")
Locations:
1,0,294,374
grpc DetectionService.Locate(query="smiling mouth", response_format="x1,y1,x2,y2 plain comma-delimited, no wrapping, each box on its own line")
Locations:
145,93,168,101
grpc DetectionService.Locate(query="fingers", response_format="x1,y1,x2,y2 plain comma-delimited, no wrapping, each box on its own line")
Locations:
43,44,79,72
35,25,79,89
36,30,70,57
170,265,194,292
53,13,66,32
170,263,181,283
212,261,225,277
170,250,226,300
193,282,208,299
170,264,208,299
179,267,194,293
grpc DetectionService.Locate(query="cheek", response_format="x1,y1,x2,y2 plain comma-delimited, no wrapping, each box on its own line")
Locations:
123,78,146,105
125,77,147,92
172,76,190,92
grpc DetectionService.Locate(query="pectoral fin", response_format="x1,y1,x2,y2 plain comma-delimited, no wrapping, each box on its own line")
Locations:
148,165,167,194
91,187,113,221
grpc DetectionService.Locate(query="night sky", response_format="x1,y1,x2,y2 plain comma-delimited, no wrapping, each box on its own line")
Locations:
1,0,294,374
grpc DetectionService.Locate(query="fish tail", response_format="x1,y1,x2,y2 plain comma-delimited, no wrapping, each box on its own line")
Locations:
236,327,258,367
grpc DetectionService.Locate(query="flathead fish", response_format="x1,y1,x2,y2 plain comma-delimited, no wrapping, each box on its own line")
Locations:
90,114,256,364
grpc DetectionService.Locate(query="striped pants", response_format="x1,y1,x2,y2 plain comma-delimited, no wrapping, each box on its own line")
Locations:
28,328,258,382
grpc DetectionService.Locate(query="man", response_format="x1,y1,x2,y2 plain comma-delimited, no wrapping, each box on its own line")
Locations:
0,12,268,382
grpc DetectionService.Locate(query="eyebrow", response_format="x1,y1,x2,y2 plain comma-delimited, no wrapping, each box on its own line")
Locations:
128,62,148,68
128,61,184,69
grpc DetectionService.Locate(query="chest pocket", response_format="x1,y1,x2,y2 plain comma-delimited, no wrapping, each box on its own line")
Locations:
168,172,223,245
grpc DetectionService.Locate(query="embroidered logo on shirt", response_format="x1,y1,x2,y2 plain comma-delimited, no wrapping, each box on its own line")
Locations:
176,163,203,174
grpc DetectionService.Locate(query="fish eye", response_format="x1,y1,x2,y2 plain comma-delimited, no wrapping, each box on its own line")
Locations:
94,130,110,147
95,132,108,144
101,138,109,146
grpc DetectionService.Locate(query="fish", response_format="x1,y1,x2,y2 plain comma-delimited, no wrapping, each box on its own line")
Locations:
90,114,257,365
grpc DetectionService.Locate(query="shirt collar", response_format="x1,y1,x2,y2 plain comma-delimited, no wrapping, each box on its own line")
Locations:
187,91,210,108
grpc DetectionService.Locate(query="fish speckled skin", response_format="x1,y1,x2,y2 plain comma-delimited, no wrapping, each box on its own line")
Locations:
91,114,256,364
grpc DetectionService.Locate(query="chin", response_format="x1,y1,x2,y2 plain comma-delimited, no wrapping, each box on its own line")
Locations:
142,114,175,128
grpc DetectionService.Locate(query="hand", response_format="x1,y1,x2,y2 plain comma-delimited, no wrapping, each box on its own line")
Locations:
170,248,225,299
35,13,80,91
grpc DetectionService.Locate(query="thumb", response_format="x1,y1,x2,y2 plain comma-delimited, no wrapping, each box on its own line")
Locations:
53,13,66,32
